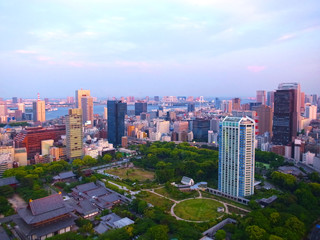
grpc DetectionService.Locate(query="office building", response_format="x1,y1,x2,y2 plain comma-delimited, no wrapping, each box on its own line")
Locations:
218,116,255,197
107,101,127,146
154,96,160,102
156,120,170,134
272,89,295,145
173,121,188,133
256,90,266,105
12,97,18,104
300,92,305,113
232,98,241,110
81,96,94,125
266,91,274,108
75,89,90,109
104,107,108,120
17,103,25,113
66,109,83,159
135,101,147,116
305,104,317,120
33,100,46,122
256,105,273,136
193,119,210,141
278,82,301,131
221,100,232,113
187,102,195,112
14,126,66,159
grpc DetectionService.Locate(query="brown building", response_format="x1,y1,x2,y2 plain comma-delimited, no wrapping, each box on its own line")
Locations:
256,105,273,137
14,126,66,160
121,136,128,148
232,98,241,110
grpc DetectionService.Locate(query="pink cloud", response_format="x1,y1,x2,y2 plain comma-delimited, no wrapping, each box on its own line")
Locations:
277,34,295,41
247,65,266,73
37,56,52,61
15,50,36,54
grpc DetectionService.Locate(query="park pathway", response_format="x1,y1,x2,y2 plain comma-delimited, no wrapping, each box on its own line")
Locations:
144,188,250,222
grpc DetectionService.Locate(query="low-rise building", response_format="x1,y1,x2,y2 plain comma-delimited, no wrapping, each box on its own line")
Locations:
14,193,77,240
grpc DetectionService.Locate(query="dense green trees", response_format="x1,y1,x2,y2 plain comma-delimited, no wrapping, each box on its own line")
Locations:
134,142,219,185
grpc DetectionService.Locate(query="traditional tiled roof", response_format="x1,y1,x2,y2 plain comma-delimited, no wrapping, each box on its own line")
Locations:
113,217,134,228
18,193,74,224
73,182,97,193
86,187,109,198
53,171,75,180
0,176,18,187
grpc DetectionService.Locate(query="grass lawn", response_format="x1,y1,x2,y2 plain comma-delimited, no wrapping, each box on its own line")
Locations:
154,187,199,200
137,191,174,211
105,167,155,182
174,199,224,221
201,191,251,211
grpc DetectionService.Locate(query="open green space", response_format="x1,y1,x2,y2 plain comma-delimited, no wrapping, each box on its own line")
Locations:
201,191,251,211
174,199,224,221
137,191,174,211
105,167,155,182
154,186,199,200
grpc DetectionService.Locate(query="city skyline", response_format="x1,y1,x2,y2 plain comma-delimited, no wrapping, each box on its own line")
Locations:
1,0,320,98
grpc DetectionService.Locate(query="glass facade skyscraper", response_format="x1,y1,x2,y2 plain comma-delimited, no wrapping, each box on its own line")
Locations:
107,100,127,146
218,116,255,197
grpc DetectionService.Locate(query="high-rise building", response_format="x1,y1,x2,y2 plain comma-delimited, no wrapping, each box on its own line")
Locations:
218,116,255,197
107,101,127,146
75,89,90,109
154,96,160,102
17,103,25,113
33,100,46,122
305,104,317,120
278,82,301,131
173,121,188,133
232,98,241,110
103,107,108,120
135,101,147,116
12,97,18,104
221,100,232,113
67,96,74,104
81,96,94,125
187,103,195,112
300,92,305,113
272,89,296,145
0,103,7,117
256,105,273,136
256,90,266,105
193,119,210,141
266,91,275,108
66,109,83,159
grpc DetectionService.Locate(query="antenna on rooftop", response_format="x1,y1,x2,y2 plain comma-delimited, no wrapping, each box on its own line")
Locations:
37,93,40,101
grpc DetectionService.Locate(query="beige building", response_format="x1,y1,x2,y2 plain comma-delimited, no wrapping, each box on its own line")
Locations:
81,96,94,125
14,148,27,166
66,109,83,159
41,139,54,156
104,107,108,120
75,89,90,109
17,103,25,113
33,100,46,122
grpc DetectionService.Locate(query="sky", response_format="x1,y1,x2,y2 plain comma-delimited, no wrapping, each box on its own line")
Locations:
0,0,320,98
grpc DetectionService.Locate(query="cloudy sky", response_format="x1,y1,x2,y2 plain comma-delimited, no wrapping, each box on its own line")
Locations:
0,0,319,98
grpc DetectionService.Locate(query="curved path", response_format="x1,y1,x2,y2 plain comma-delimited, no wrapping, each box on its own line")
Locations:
144,188,250,222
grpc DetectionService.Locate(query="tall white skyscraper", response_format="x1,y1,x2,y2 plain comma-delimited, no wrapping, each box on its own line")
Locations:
218,116,255,197
33,100,46,122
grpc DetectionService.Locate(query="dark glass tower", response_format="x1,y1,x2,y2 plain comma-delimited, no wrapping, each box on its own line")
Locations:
187,102,195,112
135,102,147,116
107,100,127,146
272,89,295,145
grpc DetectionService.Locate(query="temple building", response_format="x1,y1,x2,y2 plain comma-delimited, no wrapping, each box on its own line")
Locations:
14,193,77,240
